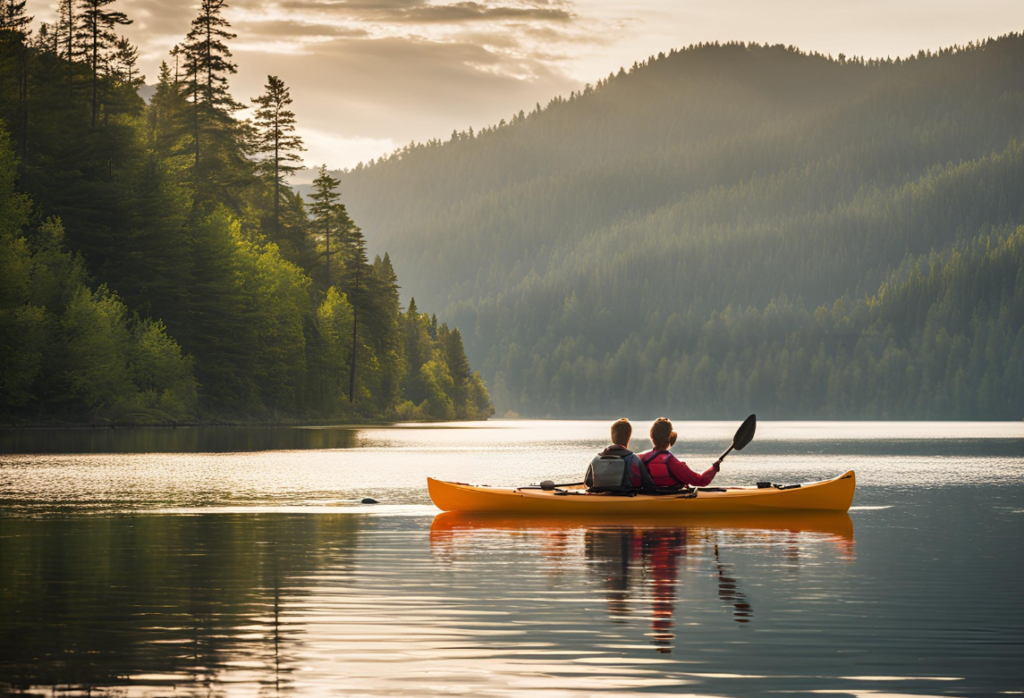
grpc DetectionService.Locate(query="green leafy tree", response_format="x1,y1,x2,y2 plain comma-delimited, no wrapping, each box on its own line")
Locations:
313,286,354,413
0,9,492,423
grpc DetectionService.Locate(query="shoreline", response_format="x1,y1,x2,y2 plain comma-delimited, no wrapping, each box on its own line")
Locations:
0,417,469,430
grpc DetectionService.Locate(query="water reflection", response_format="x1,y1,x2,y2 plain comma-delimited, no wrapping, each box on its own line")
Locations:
0,514,359,694
430,512,854,651
0,425,360,454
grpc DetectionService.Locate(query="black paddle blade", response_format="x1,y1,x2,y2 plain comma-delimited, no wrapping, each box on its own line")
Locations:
732,414,756,451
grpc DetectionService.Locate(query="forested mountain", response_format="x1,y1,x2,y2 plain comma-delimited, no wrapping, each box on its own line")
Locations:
333,36,1024,418
0,0,492,424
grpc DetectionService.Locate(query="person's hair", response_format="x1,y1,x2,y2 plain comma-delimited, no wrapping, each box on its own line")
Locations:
650,418,673,450
669,431,677,448
611,418,632,446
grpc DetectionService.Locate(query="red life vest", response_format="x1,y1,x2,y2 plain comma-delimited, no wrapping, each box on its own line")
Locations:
640,451,687,488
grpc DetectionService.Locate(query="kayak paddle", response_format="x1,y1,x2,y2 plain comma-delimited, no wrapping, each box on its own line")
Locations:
717,414,756,463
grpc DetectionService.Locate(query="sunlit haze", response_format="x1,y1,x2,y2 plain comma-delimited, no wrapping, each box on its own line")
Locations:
29,0,1024,168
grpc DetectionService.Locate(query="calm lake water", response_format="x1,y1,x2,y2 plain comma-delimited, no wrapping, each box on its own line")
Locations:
1,420,1023,697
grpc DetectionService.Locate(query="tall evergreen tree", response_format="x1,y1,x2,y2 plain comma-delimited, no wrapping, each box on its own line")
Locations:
341,223,369,403
169,43,182,83
308,164,341,291
56,0,75,96
111,35,141,88
0,0,31,32
182,0,239,170
0,0,31,169
76,0,131,128
251,75,304,237
32,22,57,53
147,59,191,160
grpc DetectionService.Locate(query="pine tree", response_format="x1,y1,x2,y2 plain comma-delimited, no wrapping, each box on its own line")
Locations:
251,75,304,236
182,0,240,170
367,252,402,410
56,0,75,96
76,0,131,128
0,0,31,33
309,164,343,290
440,325,472,413
169,43,182,83
341,223,370,403
0,0,31,168
111,35,141,88
32,22,57,53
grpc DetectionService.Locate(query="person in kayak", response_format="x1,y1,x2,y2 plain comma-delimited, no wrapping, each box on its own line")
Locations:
593,418,644,479
634,418,720,488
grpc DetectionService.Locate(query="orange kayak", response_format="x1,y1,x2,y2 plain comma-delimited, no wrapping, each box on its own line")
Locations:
427,470,856,515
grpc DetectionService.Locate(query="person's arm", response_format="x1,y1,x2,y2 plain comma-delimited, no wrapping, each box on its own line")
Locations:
629,455,641,487
666,454,718,487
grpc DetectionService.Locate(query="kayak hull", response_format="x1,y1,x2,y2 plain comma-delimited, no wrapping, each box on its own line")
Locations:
427,470,856,515
430,510,855,541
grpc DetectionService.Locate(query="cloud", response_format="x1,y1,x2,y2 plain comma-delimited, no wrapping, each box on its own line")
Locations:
273,0,573,24
211,0,594,165
234,35,577,143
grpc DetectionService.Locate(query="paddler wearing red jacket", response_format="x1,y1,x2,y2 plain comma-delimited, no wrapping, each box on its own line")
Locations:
632,417,721,488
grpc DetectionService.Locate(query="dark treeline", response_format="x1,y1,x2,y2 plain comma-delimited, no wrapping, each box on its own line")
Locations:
330,36,1024,418
0,0,492,424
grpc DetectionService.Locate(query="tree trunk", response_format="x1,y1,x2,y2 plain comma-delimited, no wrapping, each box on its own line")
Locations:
193,83,200,166
91,21,98,128
273,126,280,236
325,222,331,290
349,305,358,403
66,4,73,99
18,44,28,177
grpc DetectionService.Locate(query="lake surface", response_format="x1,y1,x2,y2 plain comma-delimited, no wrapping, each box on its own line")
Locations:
1,420,1023,696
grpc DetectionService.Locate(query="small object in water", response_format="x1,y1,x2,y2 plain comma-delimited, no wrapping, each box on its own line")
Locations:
361,497,379,505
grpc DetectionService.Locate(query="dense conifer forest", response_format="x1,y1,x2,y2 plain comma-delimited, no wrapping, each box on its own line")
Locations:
333,35,1024,419
0,0,493,424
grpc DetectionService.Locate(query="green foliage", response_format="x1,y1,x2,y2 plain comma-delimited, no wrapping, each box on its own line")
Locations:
0,123,196,421
313,287,354,416
332,36,1024,418
235,228,310,414
0,7,491,423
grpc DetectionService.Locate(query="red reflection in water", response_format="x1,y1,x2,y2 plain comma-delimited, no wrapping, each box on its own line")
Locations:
431,511,854,652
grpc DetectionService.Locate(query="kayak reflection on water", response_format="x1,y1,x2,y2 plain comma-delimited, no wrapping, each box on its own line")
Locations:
586,525,696,651
430,512,854,653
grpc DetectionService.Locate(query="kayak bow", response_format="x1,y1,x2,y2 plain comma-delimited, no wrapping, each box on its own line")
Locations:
427,470,855,514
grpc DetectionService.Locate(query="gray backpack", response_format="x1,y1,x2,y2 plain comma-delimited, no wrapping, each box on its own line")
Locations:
585,451,636,493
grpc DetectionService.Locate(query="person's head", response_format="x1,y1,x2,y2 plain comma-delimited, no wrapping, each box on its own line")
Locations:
650,418,673,450
669,431,677,448
611,418,632,447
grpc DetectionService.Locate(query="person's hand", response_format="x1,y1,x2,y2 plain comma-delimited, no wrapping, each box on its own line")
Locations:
713,459,722,470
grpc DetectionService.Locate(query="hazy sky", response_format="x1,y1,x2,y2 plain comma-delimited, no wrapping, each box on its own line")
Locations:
31,0,1024,169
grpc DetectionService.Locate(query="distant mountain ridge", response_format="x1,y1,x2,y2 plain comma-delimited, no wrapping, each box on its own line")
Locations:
331,35,1024,418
